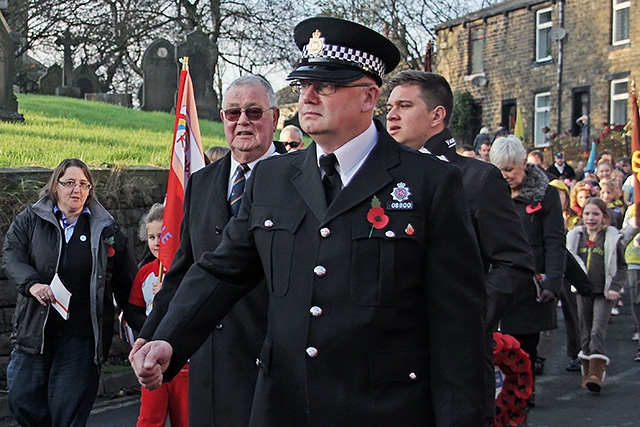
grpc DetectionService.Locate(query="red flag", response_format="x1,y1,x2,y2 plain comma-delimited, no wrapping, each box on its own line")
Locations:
632,84,640,225
159,58,206,270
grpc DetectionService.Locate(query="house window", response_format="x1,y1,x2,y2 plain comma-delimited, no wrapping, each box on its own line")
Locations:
534,92,551,147
469,26,484,74
610,78,628,125
536,8,553,62
613,0,630,45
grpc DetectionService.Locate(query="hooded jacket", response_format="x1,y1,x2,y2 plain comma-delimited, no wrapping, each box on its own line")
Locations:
567,225,627,295
2,197,136,365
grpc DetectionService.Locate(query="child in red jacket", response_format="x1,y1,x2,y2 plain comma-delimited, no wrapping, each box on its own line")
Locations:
128,204,188,427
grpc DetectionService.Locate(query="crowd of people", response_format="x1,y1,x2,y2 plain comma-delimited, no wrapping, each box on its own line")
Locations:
2,15,640,427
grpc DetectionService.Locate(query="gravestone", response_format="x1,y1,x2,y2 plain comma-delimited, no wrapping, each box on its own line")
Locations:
39,64,62,95
0,12,23,122
73,63,101,97
176,29,217,120
85,93,132,108
141,39,177,112
55,29,81,98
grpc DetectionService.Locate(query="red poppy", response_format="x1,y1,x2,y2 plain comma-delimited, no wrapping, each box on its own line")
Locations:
525,202,542,214
105,244,115,257
367,206,389,229
586,240,594,248
104,236,116,257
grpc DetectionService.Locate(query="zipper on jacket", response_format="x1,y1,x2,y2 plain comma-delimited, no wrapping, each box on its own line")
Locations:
40,214,63,354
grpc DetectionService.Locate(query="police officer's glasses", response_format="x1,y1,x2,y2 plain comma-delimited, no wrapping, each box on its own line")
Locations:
222,107,275,122
58,180,92,191
290,80,372,95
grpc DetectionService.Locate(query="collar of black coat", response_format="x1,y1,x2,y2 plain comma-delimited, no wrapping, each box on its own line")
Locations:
422,128,456,161
518,163,549,202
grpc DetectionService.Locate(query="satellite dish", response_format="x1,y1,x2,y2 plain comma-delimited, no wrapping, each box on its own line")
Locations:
549,27,567,41
471,75,488,87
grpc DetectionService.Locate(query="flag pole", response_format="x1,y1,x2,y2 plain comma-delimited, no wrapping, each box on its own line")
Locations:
630,80,640,225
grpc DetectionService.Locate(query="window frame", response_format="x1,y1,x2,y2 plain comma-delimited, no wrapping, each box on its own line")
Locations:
536,7,553,62
610,77,629,125
612,0,630,46
468,25,485,75
534,92,551,147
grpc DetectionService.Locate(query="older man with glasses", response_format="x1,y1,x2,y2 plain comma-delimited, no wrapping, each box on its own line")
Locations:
130,74,286,427
279,124,305,152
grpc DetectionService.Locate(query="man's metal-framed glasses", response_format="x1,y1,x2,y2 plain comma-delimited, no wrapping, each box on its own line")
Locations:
222,107,275,122
58,180,92,191
290,80,372,96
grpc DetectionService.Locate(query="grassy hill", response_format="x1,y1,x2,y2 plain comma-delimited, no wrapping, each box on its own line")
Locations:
0,94,228,168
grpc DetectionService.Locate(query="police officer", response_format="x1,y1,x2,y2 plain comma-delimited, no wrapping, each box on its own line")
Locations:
133,17,487,426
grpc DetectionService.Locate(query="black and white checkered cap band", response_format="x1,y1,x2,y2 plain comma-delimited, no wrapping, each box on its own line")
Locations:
302,43,386,79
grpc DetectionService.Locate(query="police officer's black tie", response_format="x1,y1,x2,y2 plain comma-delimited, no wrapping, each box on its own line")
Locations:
320,153,341,205
229,163,249,217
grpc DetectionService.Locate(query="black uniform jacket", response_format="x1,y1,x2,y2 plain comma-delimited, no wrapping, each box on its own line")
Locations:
154,126,487,427
140,148,279,427
423,129,535,329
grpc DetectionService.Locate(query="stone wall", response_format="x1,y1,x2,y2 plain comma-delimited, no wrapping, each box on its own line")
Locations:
434,0,640,146
0,167,168,390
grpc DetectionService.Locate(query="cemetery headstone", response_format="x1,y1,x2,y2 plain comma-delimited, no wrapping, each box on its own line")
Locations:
0,11,23,122
176,29,217,120
141,39,177,112
73,63,101,97
39,64,62,95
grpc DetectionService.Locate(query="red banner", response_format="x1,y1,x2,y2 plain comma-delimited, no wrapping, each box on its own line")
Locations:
158,62,205,270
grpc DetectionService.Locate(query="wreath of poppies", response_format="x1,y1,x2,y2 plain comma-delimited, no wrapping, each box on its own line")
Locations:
492,332,534,427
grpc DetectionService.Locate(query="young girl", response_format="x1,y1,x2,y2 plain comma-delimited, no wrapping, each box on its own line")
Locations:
569,181,591,216
127,204,189,427
599,180,624,229
566,197,627,393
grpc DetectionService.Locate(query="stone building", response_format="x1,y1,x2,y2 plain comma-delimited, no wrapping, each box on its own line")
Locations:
434,0,639,147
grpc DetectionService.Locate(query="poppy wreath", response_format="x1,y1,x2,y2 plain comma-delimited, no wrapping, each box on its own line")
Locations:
492,332,534,427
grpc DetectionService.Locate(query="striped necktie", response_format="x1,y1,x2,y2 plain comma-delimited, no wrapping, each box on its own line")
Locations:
229,163,249,217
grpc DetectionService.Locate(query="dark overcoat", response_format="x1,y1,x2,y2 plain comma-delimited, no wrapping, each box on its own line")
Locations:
423,129,534,328
155,127,487,427
140,152,270,427
500,164,566,335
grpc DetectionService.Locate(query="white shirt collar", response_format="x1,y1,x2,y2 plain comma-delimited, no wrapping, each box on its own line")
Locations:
316,121,377,187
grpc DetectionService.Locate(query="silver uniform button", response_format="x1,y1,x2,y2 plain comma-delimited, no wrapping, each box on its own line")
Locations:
385,230,396,238
306,347,318,358
313,265,327,277
409,372,417,380
264,219,274,228
256,359,262,367
320,227,330,238
310,306,323,317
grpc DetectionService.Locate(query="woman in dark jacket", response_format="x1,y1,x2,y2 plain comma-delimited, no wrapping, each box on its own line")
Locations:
490,136,566,403
2,158,137,427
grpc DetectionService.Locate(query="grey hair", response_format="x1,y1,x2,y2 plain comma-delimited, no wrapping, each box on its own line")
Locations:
280,125,303,140
490,135,527,169
138,203,164,241
222,75,277,108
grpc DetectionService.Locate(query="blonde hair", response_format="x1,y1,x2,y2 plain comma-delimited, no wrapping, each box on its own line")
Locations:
570,181,590,208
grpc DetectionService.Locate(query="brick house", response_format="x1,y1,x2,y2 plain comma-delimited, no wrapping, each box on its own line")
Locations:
434,0,638,148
